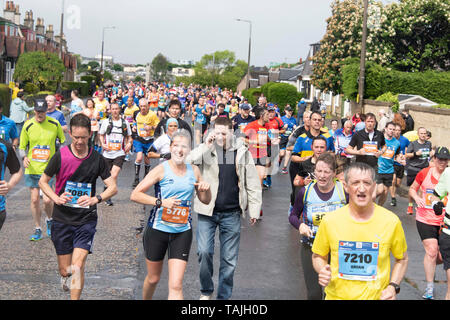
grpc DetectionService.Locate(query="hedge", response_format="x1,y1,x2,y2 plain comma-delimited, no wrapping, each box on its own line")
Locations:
342,61,450,105
0,84,11,116
242,88,261,106
267,83,303,113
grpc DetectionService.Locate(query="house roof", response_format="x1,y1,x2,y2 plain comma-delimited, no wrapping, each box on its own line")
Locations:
398,94,436,106
279,67,303,81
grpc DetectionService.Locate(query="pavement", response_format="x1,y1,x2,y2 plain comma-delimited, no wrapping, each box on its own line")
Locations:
0,110,447,300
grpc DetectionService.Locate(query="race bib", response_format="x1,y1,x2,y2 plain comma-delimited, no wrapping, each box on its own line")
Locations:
63,181,92,209
338,241,379,281
381,147,395,160
425,189,434,209
161,200,191,225
420,148,430,159
108,140,122,151
363,141,378,155
138,127,150,138
31,145,51,162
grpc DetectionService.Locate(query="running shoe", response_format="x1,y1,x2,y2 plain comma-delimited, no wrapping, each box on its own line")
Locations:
390,198,397,207
262,178,269,189
132,178,140,188
46,219,52,237
29,228,43,241
281,167,288,174
199,294,212,300
407,206,414,215
422,287,434,300
61,275,72,292
124,154,130,162
105,199,114,206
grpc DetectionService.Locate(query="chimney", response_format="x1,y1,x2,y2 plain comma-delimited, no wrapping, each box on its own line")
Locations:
4,1,16,22
24,10,34,30
14,3,20,25
35,17,45,36
45,24,54,40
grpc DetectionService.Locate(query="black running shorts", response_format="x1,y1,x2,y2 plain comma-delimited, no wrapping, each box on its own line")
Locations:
143,227,192,262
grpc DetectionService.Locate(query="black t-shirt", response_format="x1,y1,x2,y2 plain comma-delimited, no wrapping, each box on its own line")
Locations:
231,114,255,132
214,147,240,213
44,145,111,225
348,129,386,168
297,157,316,178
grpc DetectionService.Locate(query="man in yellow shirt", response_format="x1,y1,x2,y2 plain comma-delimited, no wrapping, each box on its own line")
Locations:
312,162,408,300
132,98,159,187
93,89,110,122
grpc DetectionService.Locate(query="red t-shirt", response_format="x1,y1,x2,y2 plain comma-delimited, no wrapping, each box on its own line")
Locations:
244,120,269,159
266,117,284,131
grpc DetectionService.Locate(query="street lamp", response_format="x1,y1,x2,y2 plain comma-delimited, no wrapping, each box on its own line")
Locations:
100,26,116,80
235,18,252,90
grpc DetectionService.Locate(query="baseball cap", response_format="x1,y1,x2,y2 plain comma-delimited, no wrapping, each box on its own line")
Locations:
435,147,450,159
34,99,48,112
240,103,251,110
285,106,293,111
267,105,276,111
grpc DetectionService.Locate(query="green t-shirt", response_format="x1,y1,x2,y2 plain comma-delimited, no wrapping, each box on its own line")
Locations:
19,116,65,175
435,167,450,214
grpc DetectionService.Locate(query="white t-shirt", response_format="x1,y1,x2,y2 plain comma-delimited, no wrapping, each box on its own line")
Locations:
99,118,132,159
151,134,171,162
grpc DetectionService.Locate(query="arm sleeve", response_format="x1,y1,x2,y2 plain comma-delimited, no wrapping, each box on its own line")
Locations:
9,123,18,140
292,137,303,154
19,123,29,151
289,187,306,230
57,123,66,144
348,134,357,148
390,218,408,260
414,168,427,186
311,217,330,257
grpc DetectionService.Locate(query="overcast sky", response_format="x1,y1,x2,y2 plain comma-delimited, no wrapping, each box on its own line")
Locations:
8,0,341,66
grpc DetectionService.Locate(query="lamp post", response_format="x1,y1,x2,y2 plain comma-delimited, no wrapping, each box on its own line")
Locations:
236,18,252,89
100,26,116,80
358,0,369,113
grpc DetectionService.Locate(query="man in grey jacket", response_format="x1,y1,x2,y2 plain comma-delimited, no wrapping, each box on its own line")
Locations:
9,91,34,137
186,116,262,300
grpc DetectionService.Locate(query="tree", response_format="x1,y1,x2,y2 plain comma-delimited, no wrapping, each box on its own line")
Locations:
151,53,170,82
113,64,124,72
312,0,450,94
13,51,65,91
88,61,100,70
375,0,450,72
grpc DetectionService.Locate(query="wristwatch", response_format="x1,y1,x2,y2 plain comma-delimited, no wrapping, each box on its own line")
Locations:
96,194,103,204
155,198,162,208
388,282,400,294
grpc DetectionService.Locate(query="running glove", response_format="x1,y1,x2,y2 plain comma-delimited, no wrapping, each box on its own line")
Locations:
160,153,171,160
433,201,445,216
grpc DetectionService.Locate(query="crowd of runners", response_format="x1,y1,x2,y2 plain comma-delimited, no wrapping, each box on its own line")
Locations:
0,80,449,301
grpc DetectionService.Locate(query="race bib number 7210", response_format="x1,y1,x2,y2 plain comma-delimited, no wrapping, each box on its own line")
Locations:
338,241,379,281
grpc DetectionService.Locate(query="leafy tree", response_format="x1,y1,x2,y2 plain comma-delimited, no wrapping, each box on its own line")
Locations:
112,64,124,72
312,0,450,94
14,51,65,91
88,61,100,70
151,53,170,82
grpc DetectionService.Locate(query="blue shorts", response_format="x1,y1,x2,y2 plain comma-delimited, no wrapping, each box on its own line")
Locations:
133,139,153,154
25,174,54,189
51,220,97,255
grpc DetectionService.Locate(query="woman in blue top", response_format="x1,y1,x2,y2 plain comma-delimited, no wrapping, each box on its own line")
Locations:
289,152,348,300
131,129,211,300
68,90,84,118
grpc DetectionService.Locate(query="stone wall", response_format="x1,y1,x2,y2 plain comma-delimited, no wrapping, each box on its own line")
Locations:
362,99,393,120
404,104,450,148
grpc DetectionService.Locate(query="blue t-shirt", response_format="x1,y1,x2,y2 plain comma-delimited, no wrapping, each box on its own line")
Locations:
378,137,401,174
281,116,297,137
293,132,335,156
122,95,140,107
394,135,410,166
46,109,67,127
195,105,207,124
0,115,18,142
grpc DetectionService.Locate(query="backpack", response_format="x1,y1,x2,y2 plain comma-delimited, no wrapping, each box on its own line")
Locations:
106,116,128,136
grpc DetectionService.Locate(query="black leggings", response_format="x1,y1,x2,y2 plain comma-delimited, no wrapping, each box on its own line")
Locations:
300,242,323,300
0,210,6,231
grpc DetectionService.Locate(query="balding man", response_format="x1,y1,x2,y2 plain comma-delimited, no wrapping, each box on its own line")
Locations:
334,120,354,171
46,95,68,133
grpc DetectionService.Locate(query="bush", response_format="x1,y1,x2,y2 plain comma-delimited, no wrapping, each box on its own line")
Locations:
260,82,278,99
242,88,261,106
24,82,39,94
342,61,450,105
0,84,11,116
267,83,303,113
433,104,450,109
376,92,399,112
81,75,96,85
